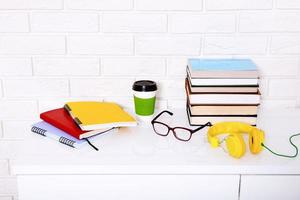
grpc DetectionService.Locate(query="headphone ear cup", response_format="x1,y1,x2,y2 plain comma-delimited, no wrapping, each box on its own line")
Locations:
225,134,246,159
249,130,265,154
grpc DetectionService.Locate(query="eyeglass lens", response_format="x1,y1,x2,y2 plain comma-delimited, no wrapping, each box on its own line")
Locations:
173,128,192,141
153,122,192,141
152,122,169,136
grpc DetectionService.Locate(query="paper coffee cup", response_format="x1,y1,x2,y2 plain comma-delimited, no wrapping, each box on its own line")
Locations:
132,80,157,116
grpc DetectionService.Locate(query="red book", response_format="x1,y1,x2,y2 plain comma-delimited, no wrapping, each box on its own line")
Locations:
40,108,105,139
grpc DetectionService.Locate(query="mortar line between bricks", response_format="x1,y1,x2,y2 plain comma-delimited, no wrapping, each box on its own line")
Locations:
236,11,240,34
30,57,34,76
98,57,102,75
0,79,5,98
0,121,3,138
64,35,68,54
202,0,206,12
68,79,71,97
27,12,31,33
7,158,12,176
133,35,136,56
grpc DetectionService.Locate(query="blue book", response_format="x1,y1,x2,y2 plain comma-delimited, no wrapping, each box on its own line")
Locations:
187,59,259,78
31,121,91,148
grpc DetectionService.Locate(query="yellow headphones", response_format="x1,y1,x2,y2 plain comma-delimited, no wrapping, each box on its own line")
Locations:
207,122,265,159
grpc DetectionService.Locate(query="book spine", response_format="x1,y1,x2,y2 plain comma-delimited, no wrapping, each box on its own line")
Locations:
74,117,82,125
64,104,71,111
31,126,47,136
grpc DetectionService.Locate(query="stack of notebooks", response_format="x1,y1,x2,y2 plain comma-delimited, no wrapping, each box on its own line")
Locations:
31,101,137,149
186,59,260,126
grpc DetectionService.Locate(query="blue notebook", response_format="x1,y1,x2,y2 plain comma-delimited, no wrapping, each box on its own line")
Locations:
188,59,257,71
31,121,91,148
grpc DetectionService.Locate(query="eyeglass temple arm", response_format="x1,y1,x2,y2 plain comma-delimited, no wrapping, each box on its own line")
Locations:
192,122,212,133
151,110,173,123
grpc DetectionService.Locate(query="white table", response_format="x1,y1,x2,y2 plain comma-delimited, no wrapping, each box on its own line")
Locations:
11,108,300,200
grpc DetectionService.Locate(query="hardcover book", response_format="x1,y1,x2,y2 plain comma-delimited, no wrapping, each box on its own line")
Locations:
185,82,260,105
64,101,137,131
187,59,259,78
40,108,107,139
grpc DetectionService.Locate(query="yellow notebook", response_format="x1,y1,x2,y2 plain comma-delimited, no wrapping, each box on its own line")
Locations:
64,101,137,131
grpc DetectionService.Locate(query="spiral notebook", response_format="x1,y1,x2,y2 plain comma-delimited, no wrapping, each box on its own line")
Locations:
31,121,90,149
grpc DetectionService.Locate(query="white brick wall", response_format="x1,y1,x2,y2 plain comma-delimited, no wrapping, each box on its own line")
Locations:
277,0,300,9
33,57,100,76
0,0,299,198
0,0,63,10
135,0,202,11
0,36,65,55
65,0,133,10
169,13,236,33
239,12,300,32
136,35,201,55
271,36,300,54
205,0,273,10
0,13,29,33
68,35,134,55
31,12,99,32
204,36,268,55
102,57,165,76
0,58,32,76
103,13,167,33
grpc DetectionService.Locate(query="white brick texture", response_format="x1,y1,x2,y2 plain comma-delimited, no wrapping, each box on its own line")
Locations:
68,36,133,55
204,36,268,55
70,78,134,97
0,100,38,119
277,0,300,9
0,0,62,10
0,36,65,55
0,196,13,200
33,57,100,76
240,12,300,32
0,13,29,32
103,13,167,33
66,0,132,10
0,0,299,198
0,58,32,76
31,12,99,32
0,160,9,175
2,121,32,139
102,57,165,76
252,57,299,76
0,177,17,195
170,13,236,33
269,79,300,97
206,0,273,10
136,35,201,55
135,0,202,11
167,57,188,77
271,36,300,54
0,81,3,97
3,78,69,97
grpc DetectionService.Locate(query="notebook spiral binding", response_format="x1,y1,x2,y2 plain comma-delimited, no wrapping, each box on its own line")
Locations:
31,126,47,136
59,137,75,148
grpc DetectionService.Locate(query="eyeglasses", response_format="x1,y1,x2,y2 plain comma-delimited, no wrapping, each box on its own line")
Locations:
151,110,211,142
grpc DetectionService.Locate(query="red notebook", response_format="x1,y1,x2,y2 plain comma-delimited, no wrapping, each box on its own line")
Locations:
40,108,105,139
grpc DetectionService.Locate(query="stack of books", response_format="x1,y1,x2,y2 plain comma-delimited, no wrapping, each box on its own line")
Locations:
186,59,260,126
31,101,137,149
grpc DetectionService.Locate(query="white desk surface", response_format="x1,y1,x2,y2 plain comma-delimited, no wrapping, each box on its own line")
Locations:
11,108,300,175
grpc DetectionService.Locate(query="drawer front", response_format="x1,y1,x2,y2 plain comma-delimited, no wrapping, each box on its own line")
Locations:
18,175,239,200
240,175,300,200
